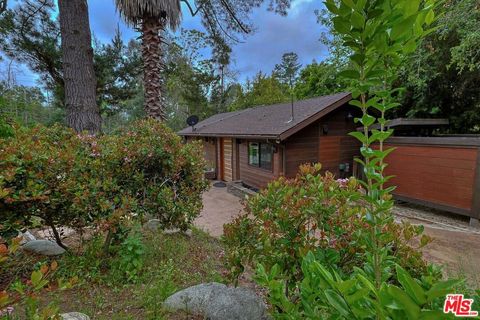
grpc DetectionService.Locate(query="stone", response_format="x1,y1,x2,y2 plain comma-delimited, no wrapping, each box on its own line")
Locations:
18,230,36,245
22,240,66,256
145,219,161,231
144,219,192,237
164,282,269,320
61,312,90,320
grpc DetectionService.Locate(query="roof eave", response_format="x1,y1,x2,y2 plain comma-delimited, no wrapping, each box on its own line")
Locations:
178,132,279,140
278,93,352,141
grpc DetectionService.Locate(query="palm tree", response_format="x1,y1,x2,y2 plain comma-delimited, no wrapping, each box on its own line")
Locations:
115,0,181,120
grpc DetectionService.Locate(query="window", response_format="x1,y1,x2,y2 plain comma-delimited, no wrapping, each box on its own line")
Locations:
248,142,273,170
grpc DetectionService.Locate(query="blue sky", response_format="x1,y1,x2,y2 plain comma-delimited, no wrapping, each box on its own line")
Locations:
4,0,330,86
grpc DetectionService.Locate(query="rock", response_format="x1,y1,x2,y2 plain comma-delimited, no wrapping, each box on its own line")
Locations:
164,282,269,320
18,230,36,245
145,220,192,237
145,219,161,231
22,240,66,256
164,228,193,237
61,312,90,320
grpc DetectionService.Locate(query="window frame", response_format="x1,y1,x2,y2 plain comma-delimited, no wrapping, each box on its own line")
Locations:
248,141,274,172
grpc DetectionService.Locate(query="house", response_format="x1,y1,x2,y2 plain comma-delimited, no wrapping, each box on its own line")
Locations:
178,92,360,189
179,92,480,226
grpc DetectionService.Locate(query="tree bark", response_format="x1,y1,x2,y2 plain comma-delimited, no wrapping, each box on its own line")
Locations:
58,0,101,134
142,16,166,120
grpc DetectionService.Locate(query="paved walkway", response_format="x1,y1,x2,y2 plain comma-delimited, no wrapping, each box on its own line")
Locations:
194,184,244,237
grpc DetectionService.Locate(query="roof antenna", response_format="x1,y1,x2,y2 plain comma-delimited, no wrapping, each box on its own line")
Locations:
286,94,294,123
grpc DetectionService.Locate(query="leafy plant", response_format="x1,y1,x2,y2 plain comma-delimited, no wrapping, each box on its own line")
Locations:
0,119,208,251
223,164,430,293
0,238,77,319
256,252,459,319
116,231,145,283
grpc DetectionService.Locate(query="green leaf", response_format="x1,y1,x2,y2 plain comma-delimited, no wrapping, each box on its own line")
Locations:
349,131,367,144
338,69,360,80
324,0,339,14
31,270,43,286
404,0,420,16
325,289,351,317
426,279,462,301
387,285,421,320
391,16,417,40
351,11,365,29
361,114,376,127
425,9,435,25
333,17,351,34
340,0,355,9
396,265,427,305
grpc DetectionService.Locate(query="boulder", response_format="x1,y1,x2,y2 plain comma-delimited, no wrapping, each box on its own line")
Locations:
144,219,192,237
145,219,161,231
22,240,66,256
164,282,269,320
18,230,36,244
61,312,90,320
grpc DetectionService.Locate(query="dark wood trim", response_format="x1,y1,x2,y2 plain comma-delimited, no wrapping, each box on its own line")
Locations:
386,136,480,147
179,133,278,140
278,94,352,141
393,194,473,218
246,141,274,173
471,148,480,219
219,138,224,181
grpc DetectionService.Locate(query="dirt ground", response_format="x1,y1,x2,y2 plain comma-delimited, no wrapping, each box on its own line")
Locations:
195,183,480,287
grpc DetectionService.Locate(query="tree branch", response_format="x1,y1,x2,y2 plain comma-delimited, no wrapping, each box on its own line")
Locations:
181,0,203,16
219,0,249,34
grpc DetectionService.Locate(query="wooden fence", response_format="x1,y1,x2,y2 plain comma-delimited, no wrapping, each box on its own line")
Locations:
382,136,480,225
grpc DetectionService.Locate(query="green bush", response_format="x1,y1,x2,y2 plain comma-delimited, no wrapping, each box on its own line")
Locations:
0,119,208,248
223,164,431,293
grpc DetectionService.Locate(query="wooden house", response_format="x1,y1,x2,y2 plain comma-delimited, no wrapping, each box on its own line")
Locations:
179,92,480,225
178,92,360,189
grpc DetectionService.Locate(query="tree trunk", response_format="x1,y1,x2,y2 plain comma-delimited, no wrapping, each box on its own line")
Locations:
142,16,166,120
58,0,101,134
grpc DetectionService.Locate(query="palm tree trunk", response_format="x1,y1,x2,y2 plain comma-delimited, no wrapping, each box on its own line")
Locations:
58,0,101,134
142,16,166,120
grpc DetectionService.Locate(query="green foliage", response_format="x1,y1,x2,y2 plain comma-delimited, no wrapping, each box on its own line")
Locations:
294,61,347,99
273,52,302,97
228,72,289,111
116,231,145,283
395,0,480,133
0,238,76,320
256,252,459,319
0,119,208,247
223,164,430,291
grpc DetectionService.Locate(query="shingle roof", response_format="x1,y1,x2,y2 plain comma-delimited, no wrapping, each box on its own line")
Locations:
178,92,351,141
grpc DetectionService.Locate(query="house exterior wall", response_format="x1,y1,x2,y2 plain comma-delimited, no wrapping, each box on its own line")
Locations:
222,138,233,182
382,139,480,218
284,104,360,178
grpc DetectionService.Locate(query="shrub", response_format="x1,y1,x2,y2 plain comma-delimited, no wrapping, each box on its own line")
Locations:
0,119,208,248
223,164,431,293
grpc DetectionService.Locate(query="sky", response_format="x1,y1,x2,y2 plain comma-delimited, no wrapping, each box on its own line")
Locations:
3,0,330,86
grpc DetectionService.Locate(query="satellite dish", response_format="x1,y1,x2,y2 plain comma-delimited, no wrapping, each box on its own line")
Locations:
186,115,199,127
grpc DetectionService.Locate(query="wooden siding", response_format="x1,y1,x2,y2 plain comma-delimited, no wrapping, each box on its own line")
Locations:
284,124,319,177
239,141,278,189
284,104,360,178
223,138,233,182
384,143,479,215
318,106,360,177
